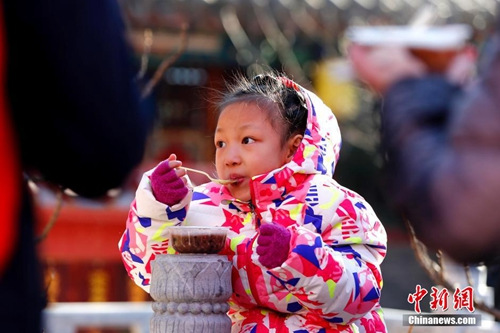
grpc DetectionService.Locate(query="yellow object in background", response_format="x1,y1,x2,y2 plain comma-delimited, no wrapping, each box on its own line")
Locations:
313,58,359,120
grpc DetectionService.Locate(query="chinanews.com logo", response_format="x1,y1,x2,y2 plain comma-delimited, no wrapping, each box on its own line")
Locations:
403,284,481,326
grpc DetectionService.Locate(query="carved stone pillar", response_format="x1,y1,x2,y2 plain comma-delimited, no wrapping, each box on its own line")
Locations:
150,254,232,333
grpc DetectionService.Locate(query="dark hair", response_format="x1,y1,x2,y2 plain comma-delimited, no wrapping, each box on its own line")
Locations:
217,72,308,144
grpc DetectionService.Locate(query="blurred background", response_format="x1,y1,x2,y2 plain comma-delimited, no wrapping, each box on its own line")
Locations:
34,0,499,332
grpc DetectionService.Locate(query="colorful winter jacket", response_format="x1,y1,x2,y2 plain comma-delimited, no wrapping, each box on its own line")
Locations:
119,81,387,332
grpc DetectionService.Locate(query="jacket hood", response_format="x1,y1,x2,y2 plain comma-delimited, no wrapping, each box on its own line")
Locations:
288,79,342,177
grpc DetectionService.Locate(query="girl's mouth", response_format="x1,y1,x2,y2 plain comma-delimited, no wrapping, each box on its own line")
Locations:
229,175,245,185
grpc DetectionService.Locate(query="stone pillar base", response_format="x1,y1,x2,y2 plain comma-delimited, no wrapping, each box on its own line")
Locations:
150,254,232,333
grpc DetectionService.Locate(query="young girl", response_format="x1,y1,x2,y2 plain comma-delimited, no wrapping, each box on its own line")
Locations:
119,72,387,332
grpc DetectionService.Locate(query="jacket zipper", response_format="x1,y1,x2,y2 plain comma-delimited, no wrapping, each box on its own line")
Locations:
245,195,265,307
246,233,265,307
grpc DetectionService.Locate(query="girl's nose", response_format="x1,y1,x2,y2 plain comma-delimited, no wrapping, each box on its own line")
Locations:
224,146,241,166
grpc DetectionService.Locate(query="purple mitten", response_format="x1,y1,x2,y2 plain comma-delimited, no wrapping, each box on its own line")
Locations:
256,223,291,268
150,160,188,206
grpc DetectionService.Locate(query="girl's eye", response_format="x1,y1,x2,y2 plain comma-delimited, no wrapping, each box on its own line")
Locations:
215,141,226,148
242,137,255,144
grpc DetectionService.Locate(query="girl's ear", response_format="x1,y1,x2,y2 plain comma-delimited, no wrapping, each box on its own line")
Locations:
286,134,303,162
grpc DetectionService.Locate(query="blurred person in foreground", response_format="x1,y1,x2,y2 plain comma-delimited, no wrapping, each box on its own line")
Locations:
0,1,151,332
348,22,500,265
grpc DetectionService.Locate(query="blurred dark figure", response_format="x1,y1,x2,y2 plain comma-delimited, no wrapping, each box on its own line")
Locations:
348,20,500,265
0,1,151,332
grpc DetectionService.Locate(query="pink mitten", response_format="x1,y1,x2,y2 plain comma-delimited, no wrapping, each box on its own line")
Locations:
150,160,188,206
256,223,291,268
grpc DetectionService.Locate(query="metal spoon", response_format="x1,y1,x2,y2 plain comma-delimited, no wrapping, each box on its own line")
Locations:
182,167,235,185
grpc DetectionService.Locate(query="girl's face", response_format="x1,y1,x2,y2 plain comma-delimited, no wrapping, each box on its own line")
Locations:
215,101,301,201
